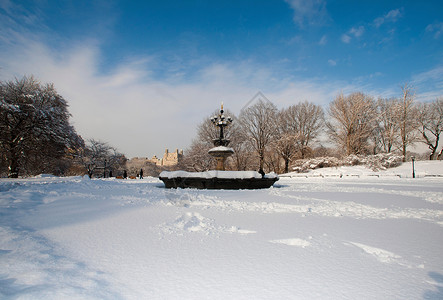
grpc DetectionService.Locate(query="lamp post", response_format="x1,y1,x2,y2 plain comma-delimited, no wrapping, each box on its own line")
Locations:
411,156,415,179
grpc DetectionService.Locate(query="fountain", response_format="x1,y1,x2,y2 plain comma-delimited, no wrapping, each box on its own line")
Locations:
208,103,234,171
159,104,278,189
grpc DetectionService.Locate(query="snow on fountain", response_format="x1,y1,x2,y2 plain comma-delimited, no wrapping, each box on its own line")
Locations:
159,104,278,189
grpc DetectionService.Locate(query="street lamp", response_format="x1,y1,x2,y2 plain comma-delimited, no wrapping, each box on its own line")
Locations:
411,156,415,179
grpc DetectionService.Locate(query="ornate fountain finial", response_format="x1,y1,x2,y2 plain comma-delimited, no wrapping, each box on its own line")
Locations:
210,102,232,146
209,103,234,170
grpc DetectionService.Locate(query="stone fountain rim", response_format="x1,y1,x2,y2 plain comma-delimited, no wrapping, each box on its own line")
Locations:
159,170,278,179
159,171,279,189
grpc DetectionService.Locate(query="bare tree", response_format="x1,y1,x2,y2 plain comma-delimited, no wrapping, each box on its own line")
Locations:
273,101,324,173
398,83,418,161
75,139,126,177
264,148,283,174
126,157,161,177
239,99,278,173
181,139,215,172
327,92,377,155
376,97,401,153
228,125,256,171
273,130,297,174
417,98,443,160
273,108,296,173
283,101,324,159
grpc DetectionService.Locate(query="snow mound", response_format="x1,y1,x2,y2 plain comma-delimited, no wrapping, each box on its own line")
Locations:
270,238,311,248
346,242,404,265
159,212,257,236
159,212,220,235
34,174,57,178
175,212,213,232
227,226,257,234
292,157,340,172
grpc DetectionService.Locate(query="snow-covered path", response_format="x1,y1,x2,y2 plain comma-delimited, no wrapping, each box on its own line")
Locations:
1,173,443,299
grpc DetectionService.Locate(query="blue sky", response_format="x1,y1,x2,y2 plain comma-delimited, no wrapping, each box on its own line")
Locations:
1,0,442,158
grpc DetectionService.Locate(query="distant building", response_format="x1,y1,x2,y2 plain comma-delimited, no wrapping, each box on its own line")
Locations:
150,148,183,167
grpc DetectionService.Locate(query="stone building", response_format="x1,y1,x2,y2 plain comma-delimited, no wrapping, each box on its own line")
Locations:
150,148,183,167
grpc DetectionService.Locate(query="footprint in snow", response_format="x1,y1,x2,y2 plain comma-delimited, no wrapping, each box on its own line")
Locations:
227,226,256,234
159,212,256,236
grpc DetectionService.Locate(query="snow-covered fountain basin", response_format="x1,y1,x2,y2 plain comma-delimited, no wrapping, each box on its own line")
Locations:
159,170,278,189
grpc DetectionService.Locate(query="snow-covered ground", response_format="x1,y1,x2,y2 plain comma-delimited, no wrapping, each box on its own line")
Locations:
1,161,442,299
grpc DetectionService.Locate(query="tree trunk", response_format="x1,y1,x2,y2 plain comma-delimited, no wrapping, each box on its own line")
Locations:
259,152,265,175
430,152,435,160
346,134,352,155
8,157,19,178
430,135,439,160
402,143,407,162
300,145,307,159
429,142,437,160
284,158,289,174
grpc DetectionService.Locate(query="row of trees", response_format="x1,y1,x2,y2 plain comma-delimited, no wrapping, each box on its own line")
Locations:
0,76,126,178
182,85,442,173
328,84,443,161
1,76,441,177
181,100,327,173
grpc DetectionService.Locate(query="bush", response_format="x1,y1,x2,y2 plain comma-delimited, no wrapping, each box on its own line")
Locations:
291,157,340,173
291,153,403,173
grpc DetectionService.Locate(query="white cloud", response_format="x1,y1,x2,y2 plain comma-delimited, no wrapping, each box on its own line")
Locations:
285,0,328,28
1,33,354,157
341,26,364,44
341,34,351,43
426,22,443,39
411,65,443,101
350,26,365,37
267,80,359,110
328,59,337,66
374,9,402,28
386,9,401,19
319,35,327,45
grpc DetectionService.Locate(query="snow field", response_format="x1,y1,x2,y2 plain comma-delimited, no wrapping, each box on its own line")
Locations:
1,163,443,299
